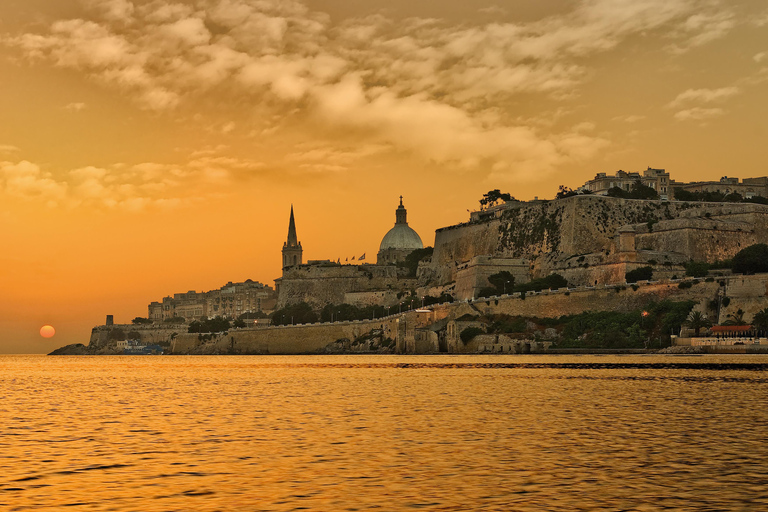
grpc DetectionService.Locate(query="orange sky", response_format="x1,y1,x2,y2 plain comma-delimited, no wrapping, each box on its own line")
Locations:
1,0,767,353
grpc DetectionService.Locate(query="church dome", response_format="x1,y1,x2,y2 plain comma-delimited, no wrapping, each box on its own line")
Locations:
380,224,423,251
378,196,423,252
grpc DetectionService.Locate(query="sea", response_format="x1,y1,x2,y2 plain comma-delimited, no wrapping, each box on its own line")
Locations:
2,354,767,511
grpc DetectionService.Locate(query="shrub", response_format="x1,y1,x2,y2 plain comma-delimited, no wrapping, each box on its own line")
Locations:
678,281,693,289
132,317,152,324
460,327,483,344
685,261,710,278
732,244,768,275
626,266,653,283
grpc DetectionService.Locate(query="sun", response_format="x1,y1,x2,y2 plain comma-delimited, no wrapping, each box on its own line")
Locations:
40,325,56,338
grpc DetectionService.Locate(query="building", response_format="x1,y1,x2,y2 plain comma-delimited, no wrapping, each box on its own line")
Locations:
274,198,424,308
582,167,671,199
148,280,276,322
674,176,768,199
377,196,424,264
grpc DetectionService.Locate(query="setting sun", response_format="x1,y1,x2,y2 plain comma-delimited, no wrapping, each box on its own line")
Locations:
39,325,55,338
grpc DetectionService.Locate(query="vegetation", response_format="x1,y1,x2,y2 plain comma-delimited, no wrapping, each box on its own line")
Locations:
732,243,768,275
479,189,515,209
131,317,152,324
752,308,768,332
724,308,747,326
684,311,712,336
477,271,516,297
188,317,231,333
516,273,568,293
163,316,186,324
398,247,434,277
233,319,246,328
606,180,659,200
555,185,591,199
685,261,710,278
271,302,318,326
477,299,695,349
626,266,653,283
460,327,484,344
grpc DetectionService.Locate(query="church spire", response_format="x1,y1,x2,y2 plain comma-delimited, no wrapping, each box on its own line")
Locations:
282,205,303,270
287,204,298,247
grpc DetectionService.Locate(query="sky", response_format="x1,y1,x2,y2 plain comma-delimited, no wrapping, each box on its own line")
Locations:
1,0,767,353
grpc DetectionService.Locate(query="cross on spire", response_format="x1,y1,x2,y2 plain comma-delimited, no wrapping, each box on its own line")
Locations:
399,195,403,206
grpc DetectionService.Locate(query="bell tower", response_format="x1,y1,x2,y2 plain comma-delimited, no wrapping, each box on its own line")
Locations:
282,205,303,270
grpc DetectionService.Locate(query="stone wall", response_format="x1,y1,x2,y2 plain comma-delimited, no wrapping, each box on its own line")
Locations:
89,324,184,348
430,195,768,286
277,263,416,308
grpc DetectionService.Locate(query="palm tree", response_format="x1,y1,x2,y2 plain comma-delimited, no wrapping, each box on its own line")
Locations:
684,311,712,337
752,308,768,335
724,308,747,326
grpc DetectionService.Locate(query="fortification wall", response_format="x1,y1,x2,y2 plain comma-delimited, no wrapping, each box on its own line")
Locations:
170,316,402,355
277,264,415,308
431,196,768,285
89,324,183,348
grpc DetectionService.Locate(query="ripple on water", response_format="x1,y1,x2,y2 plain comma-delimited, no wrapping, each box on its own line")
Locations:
0,354,767,511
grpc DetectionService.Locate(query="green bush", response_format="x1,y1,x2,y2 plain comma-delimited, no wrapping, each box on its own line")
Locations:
626,266,653,283
685,261,710,278
732,244,768,275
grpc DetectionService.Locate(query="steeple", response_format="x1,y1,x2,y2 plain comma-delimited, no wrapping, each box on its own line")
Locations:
286,205,298,246
395,195,408,225
282,205,303,270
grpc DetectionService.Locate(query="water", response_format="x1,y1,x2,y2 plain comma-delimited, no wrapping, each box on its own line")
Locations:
2,354,768,511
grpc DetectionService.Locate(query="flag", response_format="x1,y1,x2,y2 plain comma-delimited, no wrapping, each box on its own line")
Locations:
351,256,356,260
359,253,366,260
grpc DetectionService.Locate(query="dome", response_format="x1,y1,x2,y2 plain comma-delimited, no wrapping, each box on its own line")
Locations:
380,224,423,251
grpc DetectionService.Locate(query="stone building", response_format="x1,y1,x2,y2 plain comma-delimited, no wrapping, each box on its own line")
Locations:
148,280,276,322
377,197,424,264
674,176,768,199
275,198,425,308
582,167,672,199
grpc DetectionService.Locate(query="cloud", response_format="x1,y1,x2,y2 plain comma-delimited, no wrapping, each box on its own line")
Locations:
64,102,87,112
1,0,737,178
0,160,68,207
0,151,268,211
0,145,21,154
668,86,740,108
755,52,767,63
674,107,724,121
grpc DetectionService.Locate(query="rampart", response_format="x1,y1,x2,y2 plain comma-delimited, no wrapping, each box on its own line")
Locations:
431,195,768,284
277,263,416,308
84,274,768,355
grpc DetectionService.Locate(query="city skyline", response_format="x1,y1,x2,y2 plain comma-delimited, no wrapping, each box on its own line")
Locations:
1,0,767,352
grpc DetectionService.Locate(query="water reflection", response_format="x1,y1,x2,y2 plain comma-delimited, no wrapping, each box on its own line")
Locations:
1,354,767,511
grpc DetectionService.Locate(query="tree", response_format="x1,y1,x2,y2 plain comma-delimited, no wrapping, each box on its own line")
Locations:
132,317,152,324
233,319,246,328
724,308,747,326
732,244,768,275
487,271,515,295
479,189,514,209
684,311,711,336
752,308,768,333
626,267,653,283
271,302,318,325
685,261,710,278
606,180,659,200
556,186,578,199
399,247,434,276
188,317,231,333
